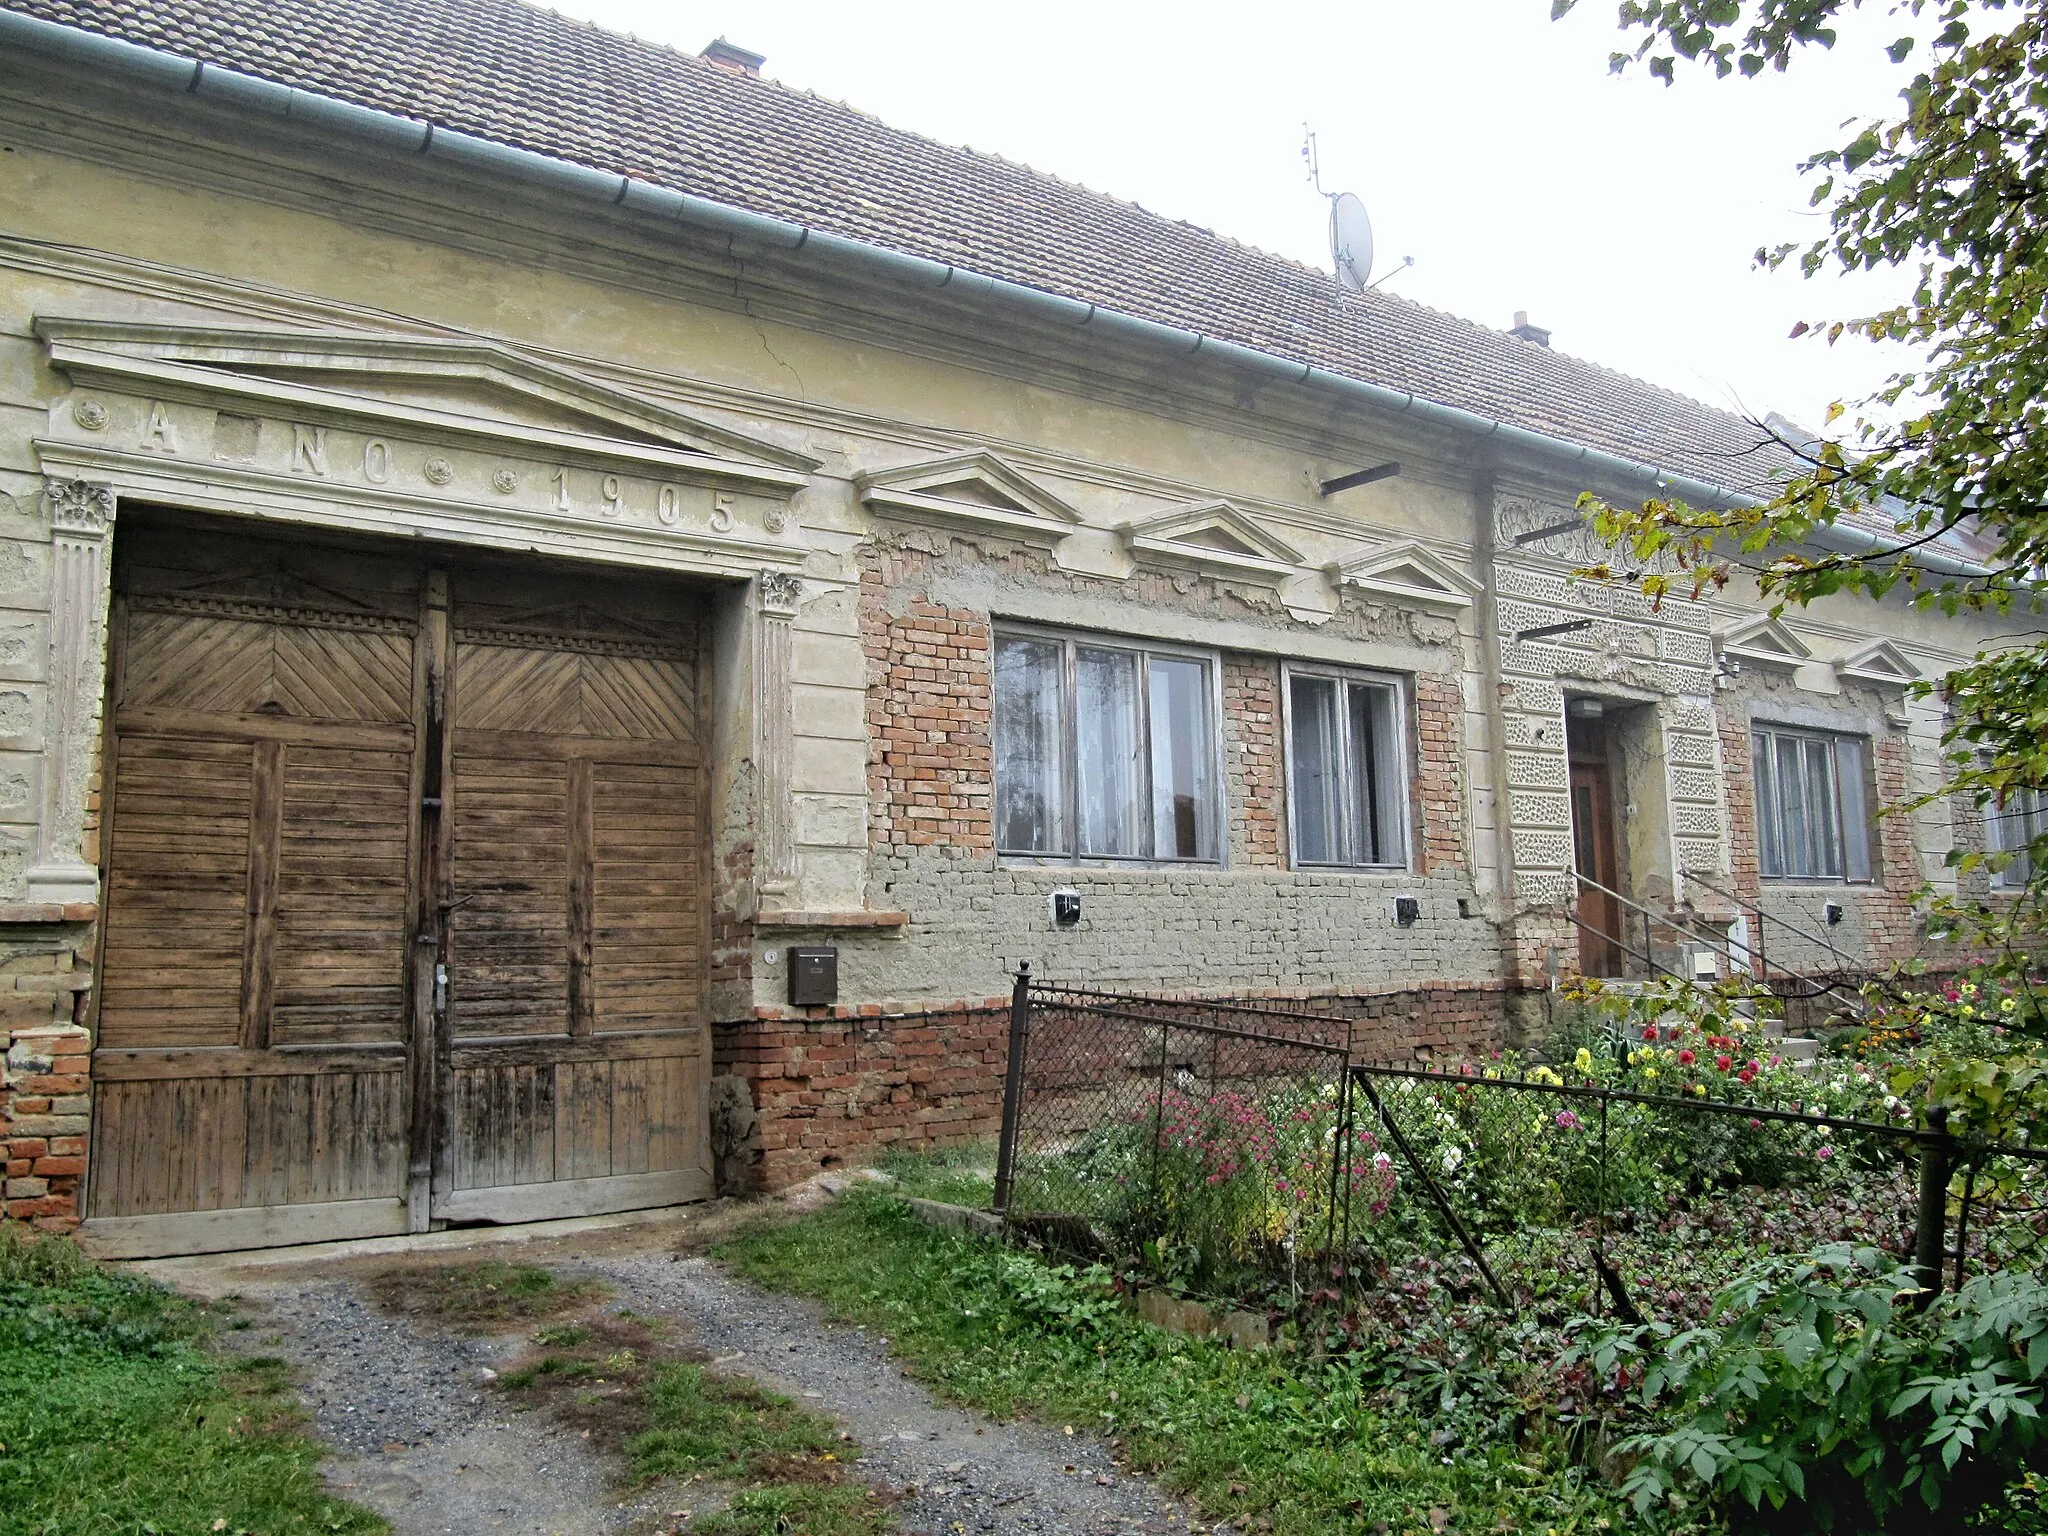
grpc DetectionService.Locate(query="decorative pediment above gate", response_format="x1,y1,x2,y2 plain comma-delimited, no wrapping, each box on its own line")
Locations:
1715,615,1811,673
1325,540,1480,609
1121,501,1304,584
32,318,815,576
855,451,1082,548
1836,638,1921,689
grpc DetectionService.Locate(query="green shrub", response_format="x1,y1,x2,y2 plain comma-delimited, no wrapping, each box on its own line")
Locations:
1574,1245,2048,1530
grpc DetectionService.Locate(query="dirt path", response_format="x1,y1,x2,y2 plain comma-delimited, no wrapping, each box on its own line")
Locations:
142,1200,1228,1536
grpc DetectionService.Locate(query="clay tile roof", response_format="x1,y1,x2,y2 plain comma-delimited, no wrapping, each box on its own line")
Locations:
10,0,1823,500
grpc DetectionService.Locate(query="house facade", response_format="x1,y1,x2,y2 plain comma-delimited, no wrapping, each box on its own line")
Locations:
0,0,2014,1256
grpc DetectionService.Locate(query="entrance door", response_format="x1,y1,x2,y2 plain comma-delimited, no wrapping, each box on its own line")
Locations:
86,519,711,1256
1567,716,1625,978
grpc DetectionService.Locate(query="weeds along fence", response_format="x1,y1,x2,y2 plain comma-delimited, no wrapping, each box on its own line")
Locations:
992,975,1362,1306
992,971,2048,1319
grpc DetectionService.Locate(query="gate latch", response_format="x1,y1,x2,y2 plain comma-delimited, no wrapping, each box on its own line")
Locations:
434,962,448,1016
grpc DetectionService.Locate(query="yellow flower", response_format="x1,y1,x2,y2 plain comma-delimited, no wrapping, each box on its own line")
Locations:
1575,1048,1595,1073
1644,1067,1659,1079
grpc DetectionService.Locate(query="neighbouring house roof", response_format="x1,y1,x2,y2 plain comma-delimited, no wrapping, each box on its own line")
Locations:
0,0,1862,504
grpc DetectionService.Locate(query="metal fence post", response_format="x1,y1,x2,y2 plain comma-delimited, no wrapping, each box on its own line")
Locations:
991,961,1032,1216
1911,1104,1955,1305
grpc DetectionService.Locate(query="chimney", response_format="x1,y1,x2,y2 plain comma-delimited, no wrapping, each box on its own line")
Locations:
701,38,765,76
1509,311,1552,348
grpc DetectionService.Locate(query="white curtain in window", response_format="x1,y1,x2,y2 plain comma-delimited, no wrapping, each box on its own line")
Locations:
993,635,1064,853
1836,736,1871,882
1289,674,1341,863
1076,646,1143,857
1350,683,1401,865
1149,656,1215,860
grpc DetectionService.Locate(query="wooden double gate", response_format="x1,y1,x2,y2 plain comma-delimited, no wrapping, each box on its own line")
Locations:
85,520,714,1256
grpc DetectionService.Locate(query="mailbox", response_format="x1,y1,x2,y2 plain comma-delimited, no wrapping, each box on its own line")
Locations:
789,945,839,1007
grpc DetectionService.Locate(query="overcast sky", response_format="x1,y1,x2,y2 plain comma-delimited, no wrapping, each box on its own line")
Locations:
552,0,1926,433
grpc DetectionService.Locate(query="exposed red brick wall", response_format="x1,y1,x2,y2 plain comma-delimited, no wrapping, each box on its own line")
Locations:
2,939,96,1233
715,1001,1011,1190
859,559,993,855
1222,653,1284,867
1414,672,1467,875
1720,711,1763,902
715,981,1517,1192
1867,734,1921,960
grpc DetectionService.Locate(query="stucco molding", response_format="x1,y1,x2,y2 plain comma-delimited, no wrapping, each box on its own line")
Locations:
1715,614,1812,674
36,317,821,477
29,477,116,905
856,450,1082,548
1121,500,1304,585
1836,638,1922,690
1326,539,1481,610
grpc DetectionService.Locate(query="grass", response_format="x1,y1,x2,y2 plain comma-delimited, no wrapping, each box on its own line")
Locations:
362,1259,606,1330
0,1226,382,1536
873,1144,996,1208
719,1182,1650,1536
491,1282,897,1535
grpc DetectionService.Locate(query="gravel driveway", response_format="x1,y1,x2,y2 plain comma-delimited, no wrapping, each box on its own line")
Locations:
142,1200,1228,1536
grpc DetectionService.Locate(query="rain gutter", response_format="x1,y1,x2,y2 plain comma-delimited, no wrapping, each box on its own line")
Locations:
0,8,1991,578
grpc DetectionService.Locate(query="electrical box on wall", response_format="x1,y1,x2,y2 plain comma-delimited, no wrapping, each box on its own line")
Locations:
1394,896,1420,927
788,945,839,1007
1050,889,1082,927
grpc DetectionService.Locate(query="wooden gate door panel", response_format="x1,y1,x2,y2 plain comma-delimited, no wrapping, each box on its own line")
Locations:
435,592,712,1224
86,527,713,1254
88,528,423,1256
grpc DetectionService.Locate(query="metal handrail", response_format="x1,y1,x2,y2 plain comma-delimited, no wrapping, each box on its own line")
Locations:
1684,871,1869,977
1568,867,1866,1019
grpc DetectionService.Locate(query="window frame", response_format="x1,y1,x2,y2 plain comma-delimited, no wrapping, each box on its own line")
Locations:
1279,660,1414,873
1751,723,1878,885
991,622,1229,868
1987,786,2044,891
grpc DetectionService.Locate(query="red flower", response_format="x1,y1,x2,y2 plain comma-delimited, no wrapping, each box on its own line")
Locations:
1642,1026,1659,1041
1677,1049,1696,1066
1716,1054,1733,1072
1737,1068,1757,1085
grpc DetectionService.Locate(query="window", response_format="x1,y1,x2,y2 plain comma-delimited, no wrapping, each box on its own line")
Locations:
1752,726,1874,882
1284,666,1409,869
1987,787,2044,890
993,628,1220,862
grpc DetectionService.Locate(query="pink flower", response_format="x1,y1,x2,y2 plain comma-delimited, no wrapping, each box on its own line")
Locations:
1555,1111,1580,1131
1816,1146,1835,1161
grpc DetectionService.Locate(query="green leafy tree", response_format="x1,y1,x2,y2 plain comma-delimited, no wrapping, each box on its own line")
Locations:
1550,1,2048,1068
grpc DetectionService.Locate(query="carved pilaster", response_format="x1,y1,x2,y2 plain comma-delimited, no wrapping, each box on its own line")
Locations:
755,571,802,900
29,480,115,904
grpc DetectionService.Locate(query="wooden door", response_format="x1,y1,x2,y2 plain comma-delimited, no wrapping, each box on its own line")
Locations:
433,573,711,1223
86,522,711,1256
1568,719,1625,978
88,527,422,1254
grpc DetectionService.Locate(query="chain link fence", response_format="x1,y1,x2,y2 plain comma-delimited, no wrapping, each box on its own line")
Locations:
992,972,2048,1319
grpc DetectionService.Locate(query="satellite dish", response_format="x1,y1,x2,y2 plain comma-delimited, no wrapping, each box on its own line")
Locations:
1329,192,1374,293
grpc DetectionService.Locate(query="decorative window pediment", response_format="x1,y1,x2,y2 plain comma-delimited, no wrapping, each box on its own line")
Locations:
1326,540,1480,609
1836,639,1921,688
855,451,1081,547
1716,615,1812,672
1121,501,1303,583
34,317,819,484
